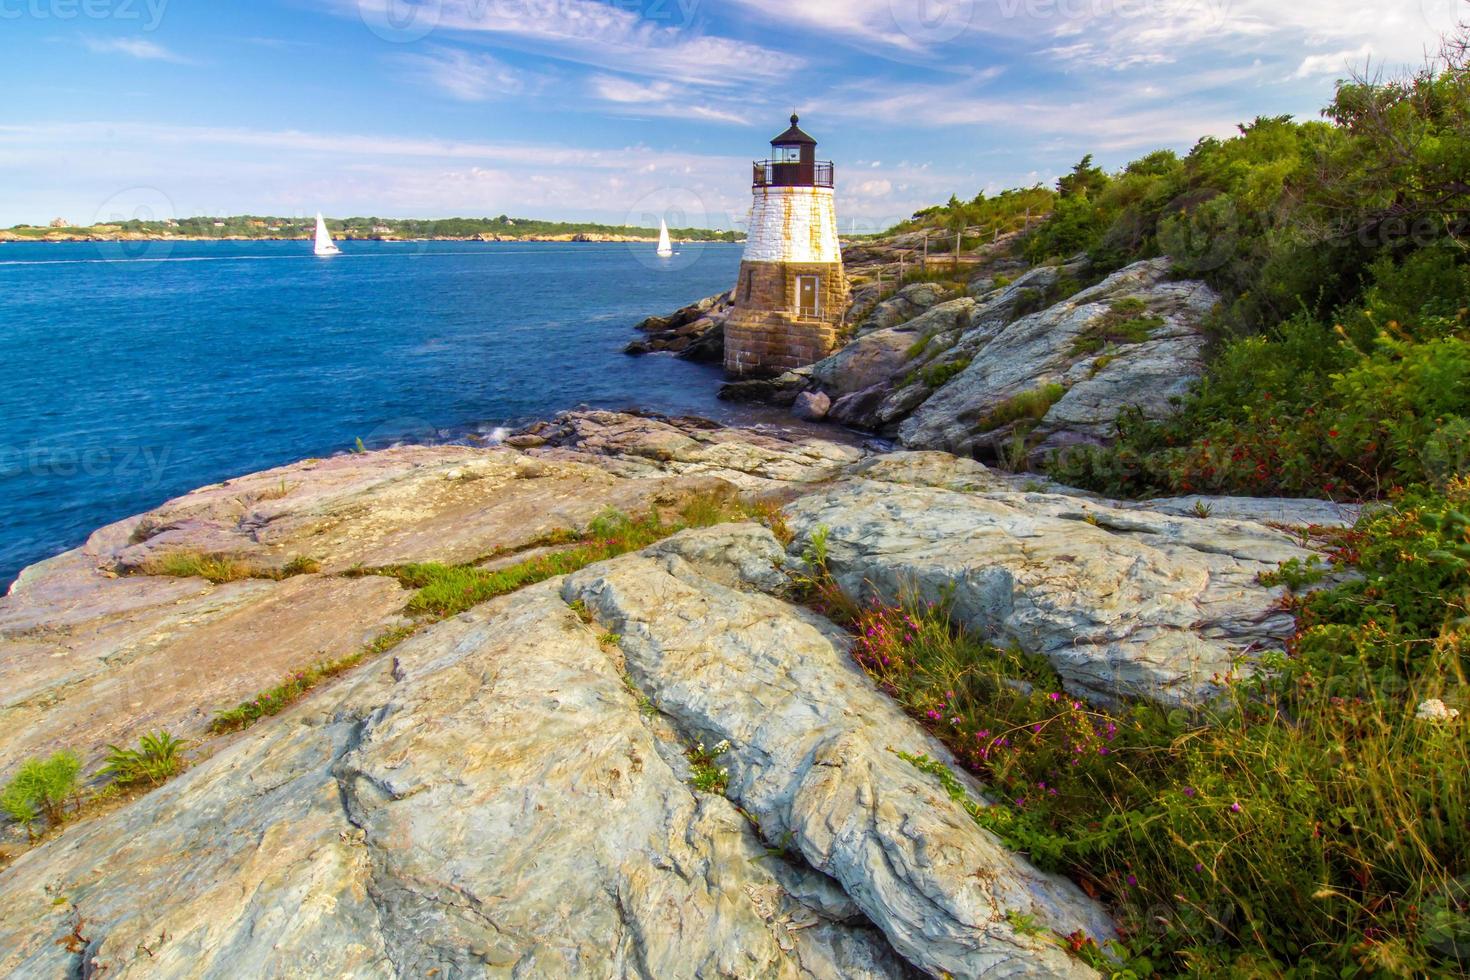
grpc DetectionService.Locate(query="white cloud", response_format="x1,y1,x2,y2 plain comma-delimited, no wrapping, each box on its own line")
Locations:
338,0,801,86
82,37,195,64
1292,44,1375,79
398,46,527,101
589,75,750,125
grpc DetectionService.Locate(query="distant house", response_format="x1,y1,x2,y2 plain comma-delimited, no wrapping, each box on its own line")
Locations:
49,217,68,228
371,225,393,235
213,221,226,228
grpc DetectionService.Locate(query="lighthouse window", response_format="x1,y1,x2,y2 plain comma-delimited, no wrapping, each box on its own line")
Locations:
796,276,821,318
774,146,801,163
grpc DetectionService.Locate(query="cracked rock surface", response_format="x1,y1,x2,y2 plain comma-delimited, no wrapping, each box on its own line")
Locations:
784,458,1320,707
0,581,915,978
0,526,1113,978
0,418,1340,977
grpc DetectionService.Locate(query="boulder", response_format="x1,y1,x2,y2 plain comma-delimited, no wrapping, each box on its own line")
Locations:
791,390,831,422
784,463,1315,708
900,259,1218,460
625,291,732,362
855,282,949,334
718,370,807,407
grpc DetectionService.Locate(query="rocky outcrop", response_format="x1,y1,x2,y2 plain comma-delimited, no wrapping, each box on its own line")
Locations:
513,410,866,491
784,453,1318,708
0,416,860,776
625,291,733,362
0,579,914,978
565,528,1112,977
854,282,952,335
0,519,1116,978
898,260,1218,460
0,416,1344,976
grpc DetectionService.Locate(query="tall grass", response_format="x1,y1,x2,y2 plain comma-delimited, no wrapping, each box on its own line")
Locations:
797,484,1470,975
979,383,1066,431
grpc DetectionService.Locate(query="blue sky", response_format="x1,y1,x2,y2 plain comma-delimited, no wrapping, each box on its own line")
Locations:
1,0,1463,229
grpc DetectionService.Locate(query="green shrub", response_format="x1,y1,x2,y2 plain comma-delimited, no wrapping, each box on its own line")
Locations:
100,731,184,787
1,751,81,828
1069,314,1163,356
918,357,970,389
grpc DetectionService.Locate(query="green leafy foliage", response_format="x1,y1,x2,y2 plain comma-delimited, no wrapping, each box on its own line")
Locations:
100,731,185,788
1,752,81,828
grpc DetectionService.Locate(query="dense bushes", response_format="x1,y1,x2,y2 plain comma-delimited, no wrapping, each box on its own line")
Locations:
1050,249,1470,499
1023,31,1470,502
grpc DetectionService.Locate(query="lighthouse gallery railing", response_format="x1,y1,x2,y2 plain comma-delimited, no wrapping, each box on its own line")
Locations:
752,160,835,189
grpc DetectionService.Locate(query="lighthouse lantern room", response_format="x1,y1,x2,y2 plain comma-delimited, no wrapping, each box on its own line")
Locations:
725,114,848,378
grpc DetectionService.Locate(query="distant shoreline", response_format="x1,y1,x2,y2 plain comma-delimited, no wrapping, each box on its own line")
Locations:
0,234,747,245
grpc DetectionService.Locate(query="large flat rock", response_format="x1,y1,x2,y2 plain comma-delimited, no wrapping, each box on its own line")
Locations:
784,469,1314,708
0,421,852,773
0,582,909,977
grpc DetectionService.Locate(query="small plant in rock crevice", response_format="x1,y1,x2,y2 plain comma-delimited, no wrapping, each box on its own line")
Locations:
209,625,417,734
138,551,320,585
100,731,185,788
686,740,732,795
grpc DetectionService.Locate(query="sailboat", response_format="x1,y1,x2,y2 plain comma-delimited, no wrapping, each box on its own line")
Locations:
313,212,341,257
656,219,674,258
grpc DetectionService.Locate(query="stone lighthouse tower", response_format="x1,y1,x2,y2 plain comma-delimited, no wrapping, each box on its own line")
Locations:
724,114,848,378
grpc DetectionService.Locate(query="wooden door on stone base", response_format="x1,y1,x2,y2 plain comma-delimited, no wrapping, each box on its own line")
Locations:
796,275,820,319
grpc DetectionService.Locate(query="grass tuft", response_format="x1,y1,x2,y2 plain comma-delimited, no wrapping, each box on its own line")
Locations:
208,625,417,734
138,552,320,585
979,383,1066,432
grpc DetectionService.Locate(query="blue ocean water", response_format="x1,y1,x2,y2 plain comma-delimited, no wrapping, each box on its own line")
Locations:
0,239,748,588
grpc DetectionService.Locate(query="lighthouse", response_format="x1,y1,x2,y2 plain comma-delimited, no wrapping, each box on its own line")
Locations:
724,114,848,378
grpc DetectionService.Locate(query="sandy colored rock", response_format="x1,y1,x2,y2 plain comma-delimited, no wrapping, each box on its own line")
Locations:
0,422,851,774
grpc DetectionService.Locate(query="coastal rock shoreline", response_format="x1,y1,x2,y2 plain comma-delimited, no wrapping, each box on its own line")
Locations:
0,404,1354,977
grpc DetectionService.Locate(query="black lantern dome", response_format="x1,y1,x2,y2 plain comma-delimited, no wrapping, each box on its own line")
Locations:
753,114,834,189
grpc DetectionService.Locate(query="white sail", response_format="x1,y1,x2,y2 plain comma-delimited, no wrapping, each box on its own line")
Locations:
314,213,341,256
656,219,674,258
